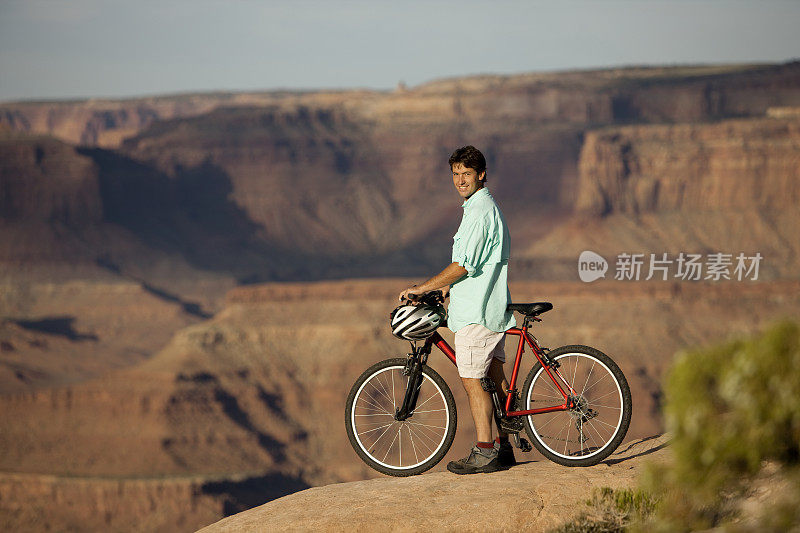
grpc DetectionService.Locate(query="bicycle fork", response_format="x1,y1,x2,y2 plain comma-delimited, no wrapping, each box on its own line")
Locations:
394,347,427,421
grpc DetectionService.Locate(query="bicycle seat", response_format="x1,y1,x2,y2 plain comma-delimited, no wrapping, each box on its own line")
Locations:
507,302,553,316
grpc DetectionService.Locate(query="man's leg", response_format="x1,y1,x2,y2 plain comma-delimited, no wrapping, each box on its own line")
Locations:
487,357,517,466
460,377,494,443
447,376,500,474
487,357,509,438
447,324,505,474
460,355,511,442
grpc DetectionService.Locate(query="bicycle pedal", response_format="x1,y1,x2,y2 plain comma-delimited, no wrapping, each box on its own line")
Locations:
511,433,532,452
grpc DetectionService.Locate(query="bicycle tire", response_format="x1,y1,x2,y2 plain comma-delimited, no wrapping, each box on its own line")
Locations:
345,358,457,476
521,345,631,467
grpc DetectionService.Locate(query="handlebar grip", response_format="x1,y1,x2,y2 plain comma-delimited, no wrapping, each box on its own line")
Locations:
402,290,444,305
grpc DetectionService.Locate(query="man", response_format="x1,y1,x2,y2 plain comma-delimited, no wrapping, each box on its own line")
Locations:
399,145,516,474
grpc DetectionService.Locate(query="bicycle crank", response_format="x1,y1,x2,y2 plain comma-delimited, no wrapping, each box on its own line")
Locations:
498,416,523,432
512,433,532,452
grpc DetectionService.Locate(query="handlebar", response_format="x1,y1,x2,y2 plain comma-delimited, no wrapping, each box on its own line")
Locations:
402,290,446,306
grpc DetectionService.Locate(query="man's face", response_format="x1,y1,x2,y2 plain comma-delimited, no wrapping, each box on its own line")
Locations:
452,163,485,199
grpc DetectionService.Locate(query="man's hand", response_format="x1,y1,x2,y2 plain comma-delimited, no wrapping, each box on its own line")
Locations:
398,263,466,304
399,285,426,303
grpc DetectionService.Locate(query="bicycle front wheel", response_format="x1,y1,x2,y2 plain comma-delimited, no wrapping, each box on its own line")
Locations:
345,358,457,476
522,345,631,466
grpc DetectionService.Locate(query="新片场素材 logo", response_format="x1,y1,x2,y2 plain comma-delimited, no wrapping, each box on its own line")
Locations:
578,251,608,282
577,251,763,282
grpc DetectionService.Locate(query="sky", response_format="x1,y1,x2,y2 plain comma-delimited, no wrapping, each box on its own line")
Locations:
1,0,798,102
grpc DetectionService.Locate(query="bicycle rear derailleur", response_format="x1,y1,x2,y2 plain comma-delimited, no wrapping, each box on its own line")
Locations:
568,394,598,441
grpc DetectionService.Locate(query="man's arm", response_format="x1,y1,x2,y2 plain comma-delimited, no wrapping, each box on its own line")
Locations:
399,262,467,302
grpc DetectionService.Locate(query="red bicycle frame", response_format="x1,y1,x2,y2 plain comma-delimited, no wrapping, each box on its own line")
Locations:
423,321,576,417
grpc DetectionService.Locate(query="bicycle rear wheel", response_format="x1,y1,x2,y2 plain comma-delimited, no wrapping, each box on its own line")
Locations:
345,358,457,476
522,345,631,466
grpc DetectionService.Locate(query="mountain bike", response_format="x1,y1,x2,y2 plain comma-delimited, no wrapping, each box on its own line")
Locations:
345,292,632,476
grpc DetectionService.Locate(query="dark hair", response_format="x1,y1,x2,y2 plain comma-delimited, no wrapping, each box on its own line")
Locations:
448,145,487,180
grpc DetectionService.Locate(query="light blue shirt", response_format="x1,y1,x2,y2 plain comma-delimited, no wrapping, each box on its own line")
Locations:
448,187,516,333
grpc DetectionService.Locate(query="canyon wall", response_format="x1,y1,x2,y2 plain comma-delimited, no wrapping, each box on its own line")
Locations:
2,62,800,531
0,136,101,224
4,62,800,289
0,473,221,532
3,279,799,478
0,93,311,147
518,114,800,281
577,117,800,215
4,62,800,149
2,278,799,531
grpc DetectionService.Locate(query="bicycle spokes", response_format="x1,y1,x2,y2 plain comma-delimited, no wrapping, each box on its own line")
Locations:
526,352,625,460
350,365,451,470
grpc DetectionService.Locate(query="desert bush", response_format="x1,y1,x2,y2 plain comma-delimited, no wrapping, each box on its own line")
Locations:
549,487,659,533
643,320,800,530
664,320,800,495
552,321,800,532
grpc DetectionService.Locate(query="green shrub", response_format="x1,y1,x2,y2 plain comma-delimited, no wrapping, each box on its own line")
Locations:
640,320,800,530
663,320,800,500
549,487,659,533
551,321,800,532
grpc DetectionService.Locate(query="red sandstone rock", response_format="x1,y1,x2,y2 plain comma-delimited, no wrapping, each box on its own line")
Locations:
577,117,800,214
197,435,670,533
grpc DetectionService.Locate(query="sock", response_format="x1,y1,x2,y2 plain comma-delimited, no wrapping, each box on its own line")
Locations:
476,441,494,449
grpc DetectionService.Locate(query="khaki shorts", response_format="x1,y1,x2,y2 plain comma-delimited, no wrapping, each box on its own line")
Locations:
454,323,506,379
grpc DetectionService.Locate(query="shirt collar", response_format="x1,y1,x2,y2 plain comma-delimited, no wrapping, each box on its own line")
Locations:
462,187,490,208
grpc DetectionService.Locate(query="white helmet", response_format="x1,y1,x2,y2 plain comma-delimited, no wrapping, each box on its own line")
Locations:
389,304,446,341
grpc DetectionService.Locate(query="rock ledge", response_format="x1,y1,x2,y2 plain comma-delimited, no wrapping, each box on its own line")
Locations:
198,435,668,533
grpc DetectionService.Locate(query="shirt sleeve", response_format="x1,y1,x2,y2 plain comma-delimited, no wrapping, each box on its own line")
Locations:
451,214,499,276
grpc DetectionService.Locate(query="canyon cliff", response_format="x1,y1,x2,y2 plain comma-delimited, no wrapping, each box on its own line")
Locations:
1,62,799,531
577,117,800,214
3,62,800,291
520,115,800,280
2,279,798,531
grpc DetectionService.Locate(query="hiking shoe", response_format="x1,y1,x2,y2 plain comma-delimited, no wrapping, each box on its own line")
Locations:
447,441,499,469
497,440,516,467
447,445,501,475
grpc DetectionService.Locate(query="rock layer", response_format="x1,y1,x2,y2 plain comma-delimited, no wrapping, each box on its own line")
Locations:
4,62,800,149
0,136,101,224
577,117,800,215
519,115,800,280
1,278,798,531
3,63,800,287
